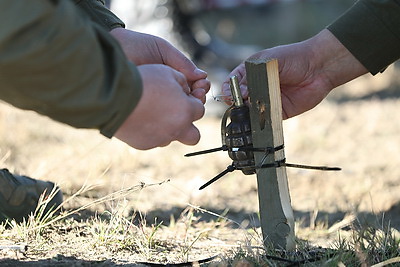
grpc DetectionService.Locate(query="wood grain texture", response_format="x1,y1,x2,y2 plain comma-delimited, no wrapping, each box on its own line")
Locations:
245,58,295,250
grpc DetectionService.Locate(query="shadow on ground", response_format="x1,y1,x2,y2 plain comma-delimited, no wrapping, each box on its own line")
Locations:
138,201,400,231
0,257,116,267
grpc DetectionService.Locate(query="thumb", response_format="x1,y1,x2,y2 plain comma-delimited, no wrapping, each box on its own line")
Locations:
161,42,208,82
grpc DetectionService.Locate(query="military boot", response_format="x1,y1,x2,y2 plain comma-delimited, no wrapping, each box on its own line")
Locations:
0,169,62,223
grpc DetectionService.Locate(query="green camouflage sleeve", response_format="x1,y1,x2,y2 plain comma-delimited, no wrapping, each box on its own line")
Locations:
327,0,400,75
74,0,125,31
0,0,142,138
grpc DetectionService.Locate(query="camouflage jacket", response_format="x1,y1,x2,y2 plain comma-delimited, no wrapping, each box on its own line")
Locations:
328,0,400,75
0,0,142,138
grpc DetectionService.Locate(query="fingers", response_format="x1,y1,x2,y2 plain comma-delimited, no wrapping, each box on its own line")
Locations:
191,78,211,94
160,40,208,81
115,64,206,150
176,124,201,146
111,28,209,96
191,88,206,104
168,66,205,122
157,94,204,147
176,95,204,146
188,78,210,104
188,94,206,121
221,64,248,104
158,39,211,100
171,67,209,103
173,69,191,94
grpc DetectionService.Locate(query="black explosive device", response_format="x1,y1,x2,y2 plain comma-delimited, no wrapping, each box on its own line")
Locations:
185,76,340,190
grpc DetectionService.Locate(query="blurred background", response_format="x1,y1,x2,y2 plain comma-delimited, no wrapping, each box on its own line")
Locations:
108,0,363,115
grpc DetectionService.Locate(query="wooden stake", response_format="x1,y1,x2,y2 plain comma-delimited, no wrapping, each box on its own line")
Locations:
245,59,295,250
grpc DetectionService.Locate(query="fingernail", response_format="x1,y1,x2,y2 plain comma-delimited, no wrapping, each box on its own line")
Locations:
195,68,207,76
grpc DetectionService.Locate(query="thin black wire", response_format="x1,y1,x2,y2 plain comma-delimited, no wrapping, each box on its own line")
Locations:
188,144,341,190
198,164,235,190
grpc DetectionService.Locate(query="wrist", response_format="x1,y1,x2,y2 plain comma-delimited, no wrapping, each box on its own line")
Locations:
310,29,368,90
109,27,126,39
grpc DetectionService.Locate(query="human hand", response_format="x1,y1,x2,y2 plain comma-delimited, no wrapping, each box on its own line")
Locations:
114,64,205,150
110,28,210,104
222,29,368,119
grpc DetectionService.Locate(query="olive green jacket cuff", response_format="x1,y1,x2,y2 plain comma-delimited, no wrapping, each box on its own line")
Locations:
327,0,400,75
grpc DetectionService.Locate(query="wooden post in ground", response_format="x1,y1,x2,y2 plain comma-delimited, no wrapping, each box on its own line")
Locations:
245,59,295,250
